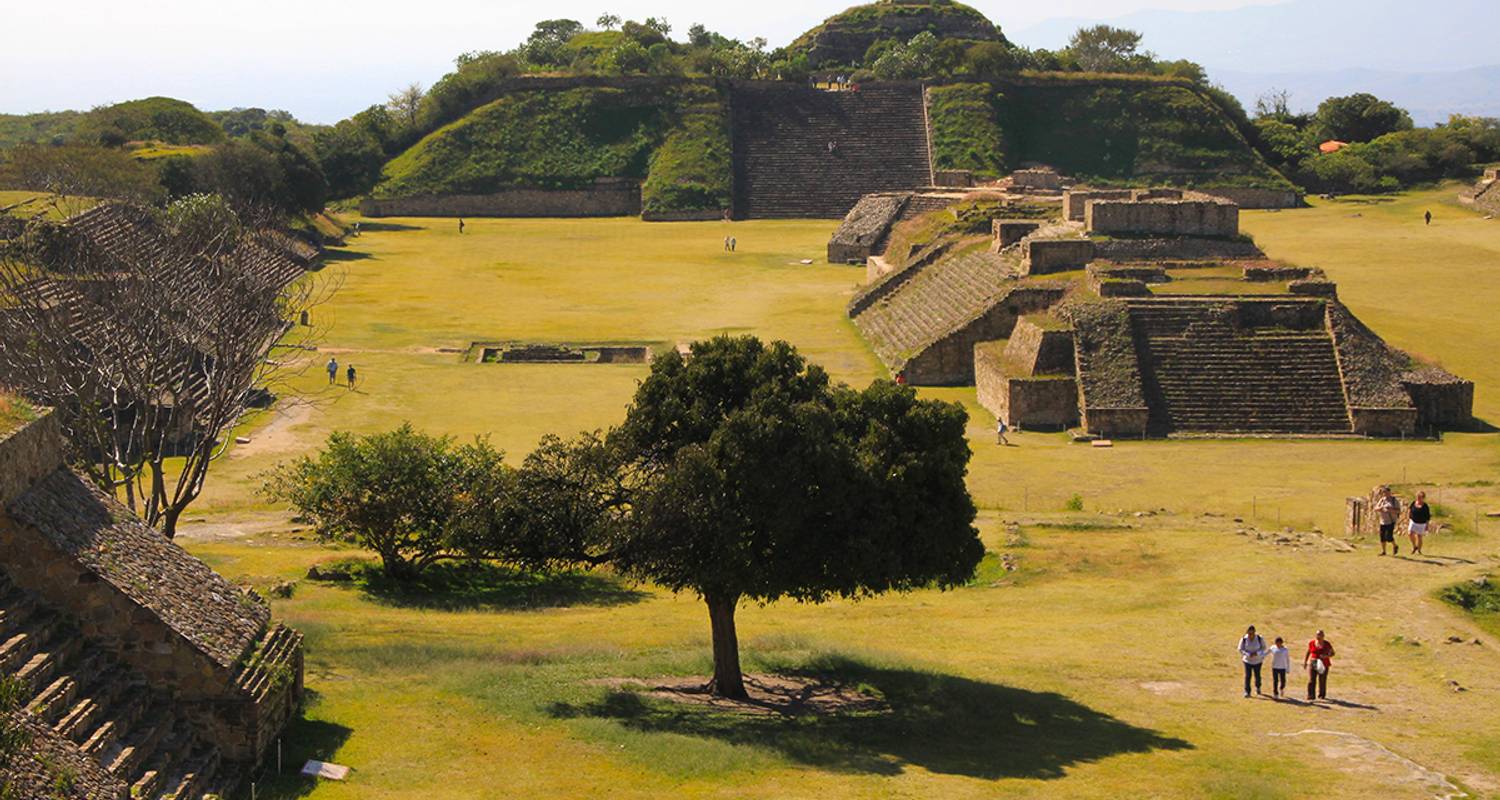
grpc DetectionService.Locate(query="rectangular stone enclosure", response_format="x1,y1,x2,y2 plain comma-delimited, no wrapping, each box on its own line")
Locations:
1022,239,1095,275
1086,199,1239,237
993,219,1042,248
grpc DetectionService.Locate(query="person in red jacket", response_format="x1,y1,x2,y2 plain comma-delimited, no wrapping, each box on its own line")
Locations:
1303,630,1335,701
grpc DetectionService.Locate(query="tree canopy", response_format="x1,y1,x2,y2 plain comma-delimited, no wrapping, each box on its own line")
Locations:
498,336,982,698
1314,93,1413,143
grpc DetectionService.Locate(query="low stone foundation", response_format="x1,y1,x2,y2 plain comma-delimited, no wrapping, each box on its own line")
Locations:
1022,239,1094,275
1350,407,1418,436
1081,407,1150,437
1091,237,1263,261
933,169,976,187
1196,187,1301,209
1063,189,1134,222
1404,374,1475,430
360,178,643,218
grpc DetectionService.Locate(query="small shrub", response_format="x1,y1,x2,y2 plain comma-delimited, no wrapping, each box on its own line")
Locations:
1065,494,1085,512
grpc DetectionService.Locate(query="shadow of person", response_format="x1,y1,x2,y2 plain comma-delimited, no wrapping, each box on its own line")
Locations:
1319,697,1378,711
547,656,1192,780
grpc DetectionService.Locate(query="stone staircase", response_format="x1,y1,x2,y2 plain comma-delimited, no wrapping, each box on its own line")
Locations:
731,83,933,218
1125,298,1353,434
853,248,1014,366
0,569,235,800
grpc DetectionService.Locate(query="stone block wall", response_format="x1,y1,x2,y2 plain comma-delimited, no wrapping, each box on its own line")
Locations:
1086,198,1239,237
1003,317,1075,376
1022,239,1094,275
993,219,1041,248
933,170,976,187
1081,407,1151,438
1091,237,1263,261
1404,376,1475,431
0,409,62,507
1064,189,1134,221
974,341,1080,429
1349,407,1418,436
828,193,909,263
1011,169,1064,190
360,178,642,218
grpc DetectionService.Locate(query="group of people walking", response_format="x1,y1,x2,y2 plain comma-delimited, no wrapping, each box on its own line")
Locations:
1238,626,1336,701
326,356,357,389
1374,486,1434,556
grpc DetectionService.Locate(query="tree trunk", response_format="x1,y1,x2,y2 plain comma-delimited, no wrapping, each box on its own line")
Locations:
704,593,748,700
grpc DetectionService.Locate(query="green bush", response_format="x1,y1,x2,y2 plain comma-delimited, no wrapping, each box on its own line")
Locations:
1439,577,1500,615
927,83,1007,177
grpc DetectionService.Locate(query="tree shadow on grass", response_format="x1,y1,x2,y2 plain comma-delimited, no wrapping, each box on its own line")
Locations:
318,248,374,263
548,656,1192,780
320,559,648,612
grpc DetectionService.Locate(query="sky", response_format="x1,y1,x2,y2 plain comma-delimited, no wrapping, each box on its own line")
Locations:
0,0,1287,124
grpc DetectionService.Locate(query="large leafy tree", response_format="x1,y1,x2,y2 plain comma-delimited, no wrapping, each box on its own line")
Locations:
1314,93,1413,143
1066,25,1145,72
504,336,982,699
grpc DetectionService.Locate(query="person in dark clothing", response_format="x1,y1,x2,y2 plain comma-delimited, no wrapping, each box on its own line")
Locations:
1407,491,1432,554
346,364,357,390
1425,210,1433,225
1238,625,1267,697
458,218,466,234
1304,630,1335,700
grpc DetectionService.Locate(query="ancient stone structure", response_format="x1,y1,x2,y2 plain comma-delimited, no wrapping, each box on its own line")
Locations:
1009,168,1066,192
730,82,933,219
1021,239,1094,275
992,219,1041,248
792,2,1003,69
1459,169,1500,216
360,178,643,218
474,342,654,364
933,170,976,188
1085,196,1239,238
0,408,303,799
1063,189,1135,222
1196,186,1301,209
974,319,1080,429
828,193,911,263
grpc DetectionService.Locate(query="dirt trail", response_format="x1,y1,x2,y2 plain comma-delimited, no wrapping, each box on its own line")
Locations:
1268,729,1465,799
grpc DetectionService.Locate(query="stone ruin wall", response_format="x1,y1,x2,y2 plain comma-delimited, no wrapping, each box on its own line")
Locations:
1064,189,1134,222
360,178,643,218
1022,239,1094,275
1196,186,1300,209
901,286,1067,384
992,219,1041,249
1086,197,1239,237
974,342,1079,430
1003,317,1075,376
0,410,301,766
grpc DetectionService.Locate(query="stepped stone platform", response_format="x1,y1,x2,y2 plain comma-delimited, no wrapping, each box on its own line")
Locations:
0,408,303,799
845,177,1471,436
1459,167,1500,216
731,83,933,219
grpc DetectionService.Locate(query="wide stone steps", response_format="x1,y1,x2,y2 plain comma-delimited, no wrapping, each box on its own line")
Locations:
1,568,233,800
1136,331,1351,433
732,84,932,218
234,622,301,700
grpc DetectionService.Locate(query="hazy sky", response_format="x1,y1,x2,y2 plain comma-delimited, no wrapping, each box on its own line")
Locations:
1,0,1286,123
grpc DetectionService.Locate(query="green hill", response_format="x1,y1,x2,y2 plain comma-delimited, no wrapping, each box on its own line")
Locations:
75,97,225,146
375,81,730,214
929,76,1293,189
0,110,83,149
788,1,1005,69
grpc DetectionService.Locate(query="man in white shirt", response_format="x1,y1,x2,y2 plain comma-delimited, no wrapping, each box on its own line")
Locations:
1238,625,1267,697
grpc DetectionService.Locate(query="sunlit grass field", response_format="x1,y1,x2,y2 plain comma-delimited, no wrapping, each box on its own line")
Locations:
187,186,1500,799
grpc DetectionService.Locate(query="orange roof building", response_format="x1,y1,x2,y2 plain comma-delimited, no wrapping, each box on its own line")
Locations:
1319,140,1349,154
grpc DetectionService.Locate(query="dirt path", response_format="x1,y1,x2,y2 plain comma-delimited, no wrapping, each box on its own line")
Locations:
1268,729,1466,799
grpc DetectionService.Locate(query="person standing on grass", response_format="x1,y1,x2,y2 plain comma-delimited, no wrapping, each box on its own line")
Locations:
1425,210,1433,226
1268,637,1291,697
326,356,338,385
1304,630,1335,700
1376,486,1401,555
458,218,466,234
1407,491,1432,555
346,364,357,390
729,236,737,252
996,418,1010,446
724,235,731,252
1239,625,1267,697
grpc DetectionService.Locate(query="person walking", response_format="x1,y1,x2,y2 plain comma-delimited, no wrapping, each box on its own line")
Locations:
729,236,737,252
346,364,357,390
1425,210,1433,226
1375,486,1401,555
1238,625,1267,697
1268,636,1291,697
458,218,466,234
724,235,731,252
326,356,338,385
1407,491,1432,555
1304,630,1335,701
996,418,1010,446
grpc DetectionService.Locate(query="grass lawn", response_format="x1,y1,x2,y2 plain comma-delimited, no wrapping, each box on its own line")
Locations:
185,186,1500,799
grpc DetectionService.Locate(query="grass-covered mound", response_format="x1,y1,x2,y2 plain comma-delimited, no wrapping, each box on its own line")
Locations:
376,82,731,214
789,1,1004,68
74,96,225,146
640,88,731,216
927,84,1006,179
993,77,1292,189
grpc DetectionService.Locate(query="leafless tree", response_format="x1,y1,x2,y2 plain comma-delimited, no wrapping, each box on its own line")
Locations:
386,83,426,130
0,196,336,538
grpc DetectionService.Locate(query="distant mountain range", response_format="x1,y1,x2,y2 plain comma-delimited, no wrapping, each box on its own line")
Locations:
1009,0,1500,123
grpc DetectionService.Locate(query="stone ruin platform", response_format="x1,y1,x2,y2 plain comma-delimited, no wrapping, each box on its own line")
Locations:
842,179,1472,438
467,341,659,364
0,408,303,800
